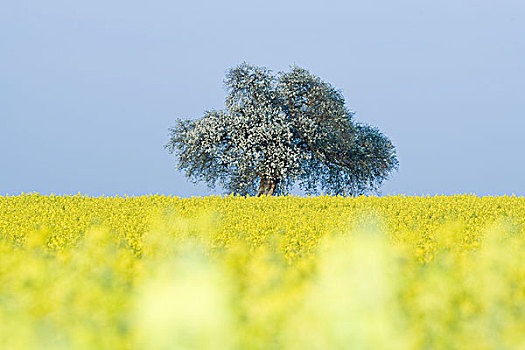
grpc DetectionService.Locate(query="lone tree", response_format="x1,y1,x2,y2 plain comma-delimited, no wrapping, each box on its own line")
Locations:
166,63,398,196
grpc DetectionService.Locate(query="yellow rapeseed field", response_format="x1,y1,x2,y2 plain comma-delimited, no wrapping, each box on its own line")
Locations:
0,193,524,349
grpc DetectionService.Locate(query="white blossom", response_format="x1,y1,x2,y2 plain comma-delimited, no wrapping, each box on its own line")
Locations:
166,63,398,196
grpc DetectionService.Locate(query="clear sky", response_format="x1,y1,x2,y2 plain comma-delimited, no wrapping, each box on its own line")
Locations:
1,0,524,197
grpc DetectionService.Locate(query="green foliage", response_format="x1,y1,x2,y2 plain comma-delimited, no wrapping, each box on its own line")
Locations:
167,63,398,196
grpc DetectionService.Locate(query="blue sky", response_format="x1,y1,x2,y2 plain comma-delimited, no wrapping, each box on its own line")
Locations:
1,0,524,197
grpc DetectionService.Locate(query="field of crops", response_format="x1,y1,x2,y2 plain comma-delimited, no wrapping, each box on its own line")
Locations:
0,193,524,349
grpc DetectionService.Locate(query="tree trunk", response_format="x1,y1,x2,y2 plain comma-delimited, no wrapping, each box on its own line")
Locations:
257,177,278,196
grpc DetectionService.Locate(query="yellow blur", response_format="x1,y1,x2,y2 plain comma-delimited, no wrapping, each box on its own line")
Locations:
0,193,524,349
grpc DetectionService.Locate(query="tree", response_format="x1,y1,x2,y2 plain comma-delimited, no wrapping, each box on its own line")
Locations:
166,62,398,197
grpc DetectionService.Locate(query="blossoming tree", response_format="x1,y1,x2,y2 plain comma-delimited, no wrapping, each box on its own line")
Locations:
166,63,398,196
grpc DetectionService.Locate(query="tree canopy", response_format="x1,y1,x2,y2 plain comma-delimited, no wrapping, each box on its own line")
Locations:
166,63,398,196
